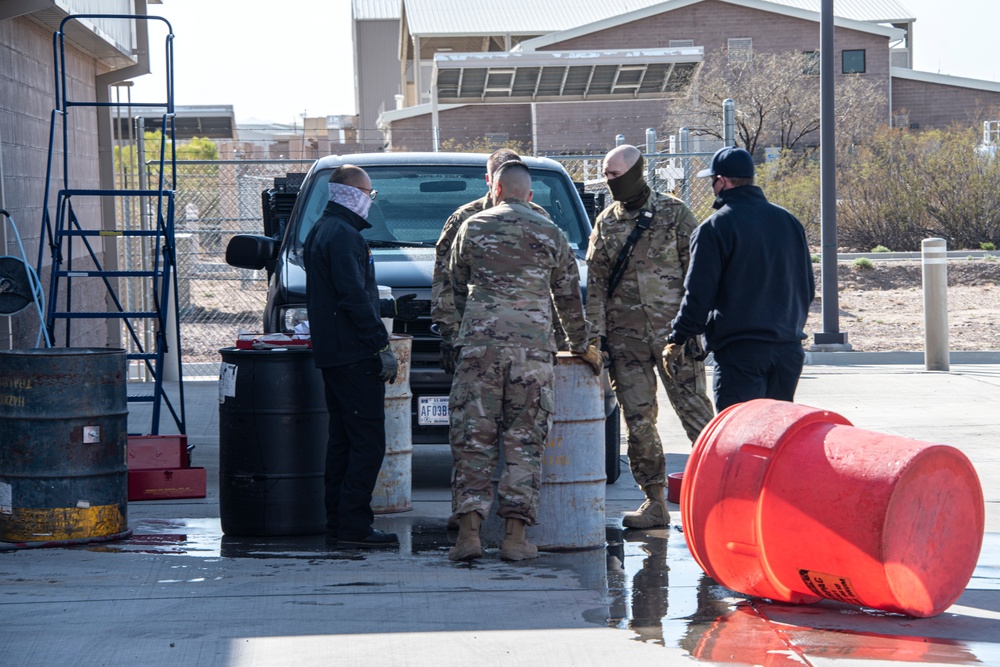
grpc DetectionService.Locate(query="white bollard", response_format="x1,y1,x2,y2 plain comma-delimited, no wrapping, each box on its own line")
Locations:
372,334,413,514
921,238,949,371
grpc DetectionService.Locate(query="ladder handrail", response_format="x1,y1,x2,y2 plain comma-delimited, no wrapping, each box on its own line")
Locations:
42,13,185,436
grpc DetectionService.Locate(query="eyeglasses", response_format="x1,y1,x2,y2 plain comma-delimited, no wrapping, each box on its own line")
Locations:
359,186,378,201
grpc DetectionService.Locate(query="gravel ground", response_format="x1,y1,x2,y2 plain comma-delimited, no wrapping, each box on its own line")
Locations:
810,259,1000,352
177,259,1000,363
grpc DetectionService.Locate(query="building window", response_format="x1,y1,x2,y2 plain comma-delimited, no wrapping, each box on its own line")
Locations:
669,39,695,48
802,51,820,75
842,49,866,74
728,38,753,64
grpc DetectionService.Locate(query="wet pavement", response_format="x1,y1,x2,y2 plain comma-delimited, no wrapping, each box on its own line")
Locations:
2,363,999,666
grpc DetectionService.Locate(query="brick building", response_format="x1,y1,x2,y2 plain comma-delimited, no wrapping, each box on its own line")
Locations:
360,0,1000,153
0,1,155,349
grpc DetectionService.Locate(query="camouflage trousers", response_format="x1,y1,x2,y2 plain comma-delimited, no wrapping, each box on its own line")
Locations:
608,333,714,489
449,345,555,525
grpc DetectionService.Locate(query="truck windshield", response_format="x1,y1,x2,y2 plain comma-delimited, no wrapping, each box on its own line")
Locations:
295,165,586,249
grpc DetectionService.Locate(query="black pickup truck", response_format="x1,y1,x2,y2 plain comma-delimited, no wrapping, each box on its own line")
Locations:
225,152,620,483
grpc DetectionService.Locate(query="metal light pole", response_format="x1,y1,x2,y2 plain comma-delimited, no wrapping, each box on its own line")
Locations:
812,0,850,349
723,98,735,147
679,127,691,207
645,128,657,185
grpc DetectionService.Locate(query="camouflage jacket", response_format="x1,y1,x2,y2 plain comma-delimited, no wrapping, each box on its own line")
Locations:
585,190,698,341
448,198,590,352
432,193,548,340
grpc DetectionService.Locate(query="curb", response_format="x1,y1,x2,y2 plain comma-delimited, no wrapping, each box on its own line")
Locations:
805,350,1000,365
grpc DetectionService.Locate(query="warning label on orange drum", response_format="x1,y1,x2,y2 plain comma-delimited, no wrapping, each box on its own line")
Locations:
799,569,864,606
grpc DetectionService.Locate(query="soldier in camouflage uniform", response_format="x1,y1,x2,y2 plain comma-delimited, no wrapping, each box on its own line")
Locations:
431,148,549,372
586,144,715,529
432,149,558,532
443,161,599,562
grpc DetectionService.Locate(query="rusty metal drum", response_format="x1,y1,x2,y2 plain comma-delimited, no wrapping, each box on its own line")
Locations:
0,348,130,544
372,335,413,514
527,352,607,550
218,347,327,536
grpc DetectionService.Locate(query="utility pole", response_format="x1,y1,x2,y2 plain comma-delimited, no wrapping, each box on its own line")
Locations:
812,0,851,350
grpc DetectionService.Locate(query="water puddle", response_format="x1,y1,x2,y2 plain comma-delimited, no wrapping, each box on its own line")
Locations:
77,517,1000,664
602,527,1000,664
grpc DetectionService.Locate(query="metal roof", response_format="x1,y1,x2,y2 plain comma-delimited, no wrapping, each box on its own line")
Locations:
517,0,905,52
353,0,402,21
765,0,914,23
890,67,1000,93
111,105,237,141
432,48,702,104
403,0,667,36
402,0,914,36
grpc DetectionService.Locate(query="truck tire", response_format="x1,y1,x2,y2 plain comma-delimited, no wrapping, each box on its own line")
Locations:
605,404,622,484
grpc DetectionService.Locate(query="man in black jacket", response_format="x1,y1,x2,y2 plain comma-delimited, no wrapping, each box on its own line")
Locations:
664,147,814,411
303,164,399,549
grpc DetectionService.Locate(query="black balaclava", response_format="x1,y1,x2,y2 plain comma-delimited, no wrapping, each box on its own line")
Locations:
607,155,651,211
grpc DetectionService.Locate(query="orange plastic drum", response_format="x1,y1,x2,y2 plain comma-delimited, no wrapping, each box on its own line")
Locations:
681,399,984,618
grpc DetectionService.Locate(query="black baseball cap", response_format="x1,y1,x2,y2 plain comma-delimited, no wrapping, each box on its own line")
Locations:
697,146,755,178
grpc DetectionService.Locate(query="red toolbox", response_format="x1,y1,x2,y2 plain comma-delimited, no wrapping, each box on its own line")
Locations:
128,467,207,501
127,435,189,470
127,434,206,501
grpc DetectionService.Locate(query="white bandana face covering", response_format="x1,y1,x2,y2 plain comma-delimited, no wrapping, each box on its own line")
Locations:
328,182,372,219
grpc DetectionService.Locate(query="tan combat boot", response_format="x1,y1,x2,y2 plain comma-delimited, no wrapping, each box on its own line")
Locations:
500,518,539,562
448,512,483,561
622,483,670,529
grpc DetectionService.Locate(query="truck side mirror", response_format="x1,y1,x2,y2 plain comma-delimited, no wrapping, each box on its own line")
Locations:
225,234,278,270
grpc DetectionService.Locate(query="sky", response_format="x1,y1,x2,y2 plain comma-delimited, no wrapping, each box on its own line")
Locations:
127,0,996,126
129,1,355,125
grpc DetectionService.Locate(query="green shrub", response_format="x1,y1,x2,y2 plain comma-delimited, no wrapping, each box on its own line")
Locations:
871,245,891,253
984,254,996,262
853,257,874,270
811,254,820,263
981,242,996,251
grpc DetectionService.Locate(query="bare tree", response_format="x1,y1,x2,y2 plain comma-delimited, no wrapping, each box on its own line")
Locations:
664,48,885,158
836,127,931,251
915,125,1000,249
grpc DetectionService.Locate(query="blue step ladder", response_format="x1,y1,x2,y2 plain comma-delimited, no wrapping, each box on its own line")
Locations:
38,14,185,436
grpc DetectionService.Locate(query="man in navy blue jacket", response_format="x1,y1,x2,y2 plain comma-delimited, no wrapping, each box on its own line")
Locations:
664,147,814,411
303,164,399,549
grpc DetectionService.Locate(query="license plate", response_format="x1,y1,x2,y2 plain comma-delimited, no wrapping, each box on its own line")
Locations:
418,396,450,426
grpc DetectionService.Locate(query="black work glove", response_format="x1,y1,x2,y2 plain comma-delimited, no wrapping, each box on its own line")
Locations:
662,336,707,380
378,345,398,384
439,340,458,375
392,293,421,322
379,298,394,318
685,336,707,362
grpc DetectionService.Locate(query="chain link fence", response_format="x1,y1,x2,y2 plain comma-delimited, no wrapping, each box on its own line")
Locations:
133,153,715,375
133,160,311,373
547,151,717,220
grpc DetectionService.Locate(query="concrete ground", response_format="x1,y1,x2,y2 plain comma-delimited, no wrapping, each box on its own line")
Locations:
1,361,999,666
